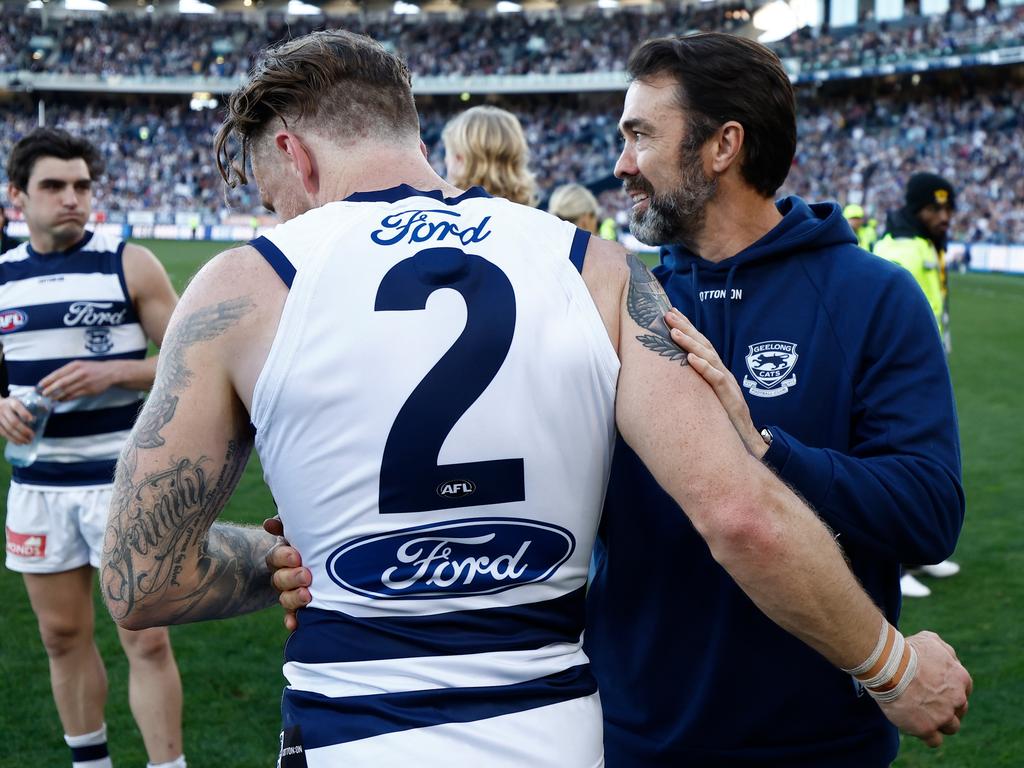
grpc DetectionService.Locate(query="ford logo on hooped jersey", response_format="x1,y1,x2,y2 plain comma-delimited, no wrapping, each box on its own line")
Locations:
0,309,28,333
327,517,576,600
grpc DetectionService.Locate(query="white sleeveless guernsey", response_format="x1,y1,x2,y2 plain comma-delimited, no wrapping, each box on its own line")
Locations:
250,185,619,767
0,231,147,486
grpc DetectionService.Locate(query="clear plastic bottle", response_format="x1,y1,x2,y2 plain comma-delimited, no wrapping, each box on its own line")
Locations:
4,388,54,468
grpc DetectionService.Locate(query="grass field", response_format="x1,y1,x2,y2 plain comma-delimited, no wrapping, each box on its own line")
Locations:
0,240,1021,766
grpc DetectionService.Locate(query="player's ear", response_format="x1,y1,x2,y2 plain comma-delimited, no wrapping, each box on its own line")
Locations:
274,131,319,197
419,140,429,160
7,182,25,209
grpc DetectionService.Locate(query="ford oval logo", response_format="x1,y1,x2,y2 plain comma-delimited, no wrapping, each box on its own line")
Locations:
0,309,28,333
326,517,576,599
437,479,476,499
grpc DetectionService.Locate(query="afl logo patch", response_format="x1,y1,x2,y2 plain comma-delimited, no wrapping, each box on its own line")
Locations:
437,479,476,499
0,309,28,333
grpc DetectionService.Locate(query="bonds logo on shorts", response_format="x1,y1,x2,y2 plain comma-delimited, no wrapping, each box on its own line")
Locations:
85,328,114,354
6,527,46,558
743,340,799,398
327,517,576,600
0,309,28,333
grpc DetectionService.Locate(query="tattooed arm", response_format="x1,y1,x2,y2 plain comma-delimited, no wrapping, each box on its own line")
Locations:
102,247,286,629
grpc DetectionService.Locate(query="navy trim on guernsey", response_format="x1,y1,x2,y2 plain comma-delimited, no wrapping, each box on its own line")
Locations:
25,231,94,260
13,458,117,486
45,402,141,439
250,236,296,289
569,228,591,274
285,586,586,664
282,663,596,750
0,246,127,284
344,184,493,205
112,240,140,325
5,350,147,389
69,743,109,763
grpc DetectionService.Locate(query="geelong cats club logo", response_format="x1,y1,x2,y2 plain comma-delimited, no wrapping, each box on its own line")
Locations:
85,328,114,354
743,340,799,398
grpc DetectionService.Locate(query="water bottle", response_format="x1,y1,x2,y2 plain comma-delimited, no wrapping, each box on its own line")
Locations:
4,388,55,468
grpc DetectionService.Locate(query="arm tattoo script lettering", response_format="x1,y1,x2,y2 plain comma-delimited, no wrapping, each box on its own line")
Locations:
104,296,276,624
626,253,688,365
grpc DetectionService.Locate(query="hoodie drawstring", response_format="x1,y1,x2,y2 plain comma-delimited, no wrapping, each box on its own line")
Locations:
723,264,738,365
690,263,702,334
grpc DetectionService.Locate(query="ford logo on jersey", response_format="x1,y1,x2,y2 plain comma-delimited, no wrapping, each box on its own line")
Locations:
327,517,575,599
0,309,28,333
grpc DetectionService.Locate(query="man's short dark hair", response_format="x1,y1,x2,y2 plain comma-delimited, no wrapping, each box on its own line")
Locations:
7,128,105,191
627,33,797,198
215,29,420,188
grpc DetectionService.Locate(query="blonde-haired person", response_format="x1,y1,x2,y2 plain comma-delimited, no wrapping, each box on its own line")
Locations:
442,106,538,206
548,183,600,234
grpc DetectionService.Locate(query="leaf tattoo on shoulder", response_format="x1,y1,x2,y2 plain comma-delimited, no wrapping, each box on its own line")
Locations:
626,253,688,366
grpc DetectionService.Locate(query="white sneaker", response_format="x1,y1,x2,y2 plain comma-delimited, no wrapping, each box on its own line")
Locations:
919,560,960,578
901,573,931,598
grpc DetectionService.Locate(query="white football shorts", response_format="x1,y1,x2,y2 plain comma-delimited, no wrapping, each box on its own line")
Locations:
5,482,112,573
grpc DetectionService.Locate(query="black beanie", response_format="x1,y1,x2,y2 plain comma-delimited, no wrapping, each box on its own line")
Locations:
905,172,956,213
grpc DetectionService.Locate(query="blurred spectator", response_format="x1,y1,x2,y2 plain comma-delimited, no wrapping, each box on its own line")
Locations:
547,183,599,233
843,203,879,251
441,106,537,205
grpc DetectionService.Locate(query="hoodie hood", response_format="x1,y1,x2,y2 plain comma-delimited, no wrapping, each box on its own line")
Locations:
885,206,943,248
659,196,857,274
655,196,858,363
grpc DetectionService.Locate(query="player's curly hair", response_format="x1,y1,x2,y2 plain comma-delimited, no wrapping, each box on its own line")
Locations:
442,106,538,207
215,29,420,188
7,128,105,191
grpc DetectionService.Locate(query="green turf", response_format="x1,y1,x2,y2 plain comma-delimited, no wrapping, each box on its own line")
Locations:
0,244,1021,766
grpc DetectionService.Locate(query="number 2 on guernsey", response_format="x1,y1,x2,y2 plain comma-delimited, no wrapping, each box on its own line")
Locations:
374,246,525,514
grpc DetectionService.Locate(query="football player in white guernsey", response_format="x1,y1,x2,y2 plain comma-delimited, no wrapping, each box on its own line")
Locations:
102,31,970,767
1,129,186,768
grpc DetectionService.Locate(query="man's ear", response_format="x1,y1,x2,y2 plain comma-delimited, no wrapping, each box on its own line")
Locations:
7,182,25,209
708,121,745,175
419,140,429,160
274,131,319,197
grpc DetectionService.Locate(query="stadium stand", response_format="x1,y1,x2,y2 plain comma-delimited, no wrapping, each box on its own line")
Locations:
1,2,1023,250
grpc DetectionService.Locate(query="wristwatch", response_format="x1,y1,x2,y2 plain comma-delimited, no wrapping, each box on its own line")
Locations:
759,427,773,447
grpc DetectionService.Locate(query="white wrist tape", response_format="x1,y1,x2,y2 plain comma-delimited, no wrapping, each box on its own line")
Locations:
841,618,916,701
859,630,905,690
842,618,890,678
868,644,919,703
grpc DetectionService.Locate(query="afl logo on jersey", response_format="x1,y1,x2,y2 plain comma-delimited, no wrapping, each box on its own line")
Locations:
0,309,28,333
327,517,576,599
437,479,476,499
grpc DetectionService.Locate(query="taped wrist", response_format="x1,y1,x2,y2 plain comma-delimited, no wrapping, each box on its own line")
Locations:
841,618,918,703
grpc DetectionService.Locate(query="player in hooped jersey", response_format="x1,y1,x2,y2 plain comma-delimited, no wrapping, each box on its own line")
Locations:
1,129,185,768
101,31,970,766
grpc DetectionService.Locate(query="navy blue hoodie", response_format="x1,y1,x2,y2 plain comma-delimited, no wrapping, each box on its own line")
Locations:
585,197,964,767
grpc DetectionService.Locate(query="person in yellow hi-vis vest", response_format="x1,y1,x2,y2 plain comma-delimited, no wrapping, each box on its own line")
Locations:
876,172,955,352
875,171,960,597
842,203,878,252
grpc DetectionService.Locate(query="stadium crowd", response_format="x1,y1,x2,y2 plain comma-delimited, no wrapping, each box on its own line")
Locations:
1,3,1024,80
1,84,1022,243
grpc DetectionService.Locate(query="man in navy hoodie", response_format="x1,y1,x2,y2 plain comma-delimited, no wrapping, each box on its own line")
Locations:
585,33,966,767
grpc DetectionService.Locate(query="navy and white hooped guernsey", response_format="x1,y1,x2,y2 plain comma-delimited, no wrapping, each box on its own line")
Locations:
250,186,618,767
0,231,147,486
